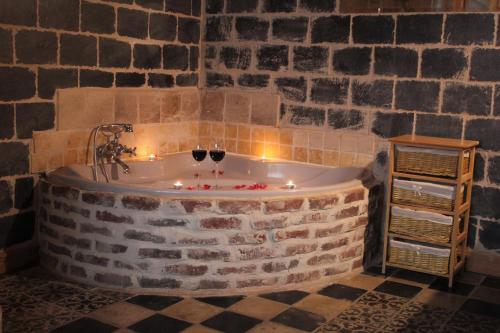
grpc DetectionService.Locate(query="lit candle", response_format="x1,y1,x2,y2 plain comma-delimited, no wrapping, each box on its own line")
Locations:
173,181,183,190
286,180,296,189
261,154,267,161
148,154,157,161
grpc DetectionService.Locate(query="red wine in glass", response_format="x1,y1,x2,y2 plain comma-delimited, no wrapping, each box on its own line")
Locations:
210,144,225,188
192,145,207,189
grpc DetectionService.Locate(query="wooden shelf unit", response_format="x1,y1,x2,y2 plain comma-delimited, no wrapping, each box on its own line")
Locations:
382,135,479,288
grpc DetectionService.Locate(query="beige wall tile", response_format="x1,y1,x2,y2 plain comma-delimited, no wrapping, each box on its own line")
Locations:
324,131,341,151
201,90,224,121
309,149,323,164
341,134,358,153
279,145,292,160
181,90,200,120
86,90,114,126
324,150,339,166
294,147,308,162
293,130,308,147
238,125,251,140
251,93,279,126
115,92,138,123
279,129,293,145
57,89,87,130
139,92,161,123
225,92,250,123
161,92,181,122
251,127,266,142
308,131,324,149
237,140,251,155
225,124,237,139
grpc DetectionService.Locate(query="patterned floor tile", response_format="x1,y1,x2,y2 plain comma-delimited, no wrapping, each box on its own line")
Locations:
460,298,500,319
0,275,50,295
126,294,183,311
29,281,86,303
161,298,223,323
228,296,289,320
0,293,44,317
51,317,117,333
335,304,388,330
445,310,500,333
316,319,374,333
482,276,500,289
429,278,475,296
318,283,367,301
129,313,192,333
259,290,309,305
374,281,422,298
56,290,116,313
196,295,245,308
381,302,452,333
272,307,325,332
89,301,155,327
414,288,466,311
293,294,351,320
91,288,133,301
202,311,262,333
248,321,308,332
356,291,409,313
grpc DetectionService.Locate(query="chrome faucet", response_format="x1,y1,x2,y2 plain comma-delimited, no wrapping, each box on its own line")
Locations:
91,124,136,183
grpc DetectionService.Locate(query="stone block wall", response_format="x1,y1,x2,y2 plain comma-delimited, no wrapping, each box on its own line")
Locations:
0,0,201,252
203,2,500,271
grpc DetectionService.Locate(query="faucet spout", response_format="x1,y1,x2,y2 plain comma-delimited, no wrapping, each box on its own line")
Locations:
113,157,130,174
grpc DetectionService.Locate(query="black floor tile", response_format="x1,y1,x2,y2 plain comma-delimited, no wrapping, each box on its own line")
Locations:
391,269,437,285
272,307,326,332
51,317,117,333
362,266,396,277
129,314,191,333
429,278,475,296
461,299,500,319
482,276,500,289
195,295,245,308
374,280,422,298
127,295,183,311
202,311,262,333
318,283,367,301
259,290,309,305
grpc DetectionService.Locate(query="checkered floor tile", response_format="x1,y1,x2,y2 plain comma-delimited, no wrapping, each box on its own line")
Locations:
1,266,499,332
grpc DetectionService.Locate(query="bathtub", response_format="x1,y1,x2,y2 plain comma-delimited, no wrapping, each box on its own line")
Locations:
38,152,376,295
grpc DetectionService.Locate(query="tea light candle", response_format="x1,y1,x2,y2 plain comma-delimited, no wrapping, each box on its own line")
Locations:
173,181,183,190
286,180,296,189
148,154,157,161
261,154,267,161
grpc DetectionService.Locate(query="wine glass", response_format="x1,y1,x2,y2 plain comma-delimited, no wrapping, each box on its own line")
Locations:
209,142,225,189
192,144,207,189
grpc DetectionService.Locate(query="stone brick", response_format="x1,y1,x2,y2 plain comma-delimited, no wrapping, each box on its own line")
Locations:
239,247,274,260
133,44,161,69
75,252,108,267
82,192,115,207
263,0,296,12
148,74,174,88
139,248,181,259
333,47,371,76
473,153,485,182
54,201,90,218
47,242,71,257
340,245,363,261
39,0,79,30
488,157,500,185
70,265,87,278
478,220,500,250
0,211,35,248
122,196,160,211
188,249,230,261
38,68,78,99
192,0,201,16
190,46,199,71
15,30,57,64
113,260,133,270
81,0,115,34
301,212,328,224
237,278,278,288
293,46,328,73
344,189,364,204
336,206,360,220
395,81,440,112
163,45,189,70
220,47,251,70
205,16,233,42
80,70,114,88
325,265,349,276
285,243,317,256
206,0,223,13
495,85,500,116
311,78,348,105
344,216,368,231
421,48,467,79
135,0,163,9
52,185,79,200
0,28,12,63
198,280,228,289
63,235,91,250
178,237,218,245
312,16,350,44
445,14,494,45
200,217,241,230
470,49,500,82
465,119,500,151
117,8,148,39
0,181,12,214
327,109,365,130
80,223,112,237
95,273,132,287
116,73,145,87
353,16,394,44
217,265,257,275
15,103,55,139
0,0,36,26
95,241,127,254
275,77,307,102
262,260,298,273
124,230,165,244
265,199,303,214
165,0,190,14
218,200,260,214
251,216,288,230
149,13,177,41
176,74,198,87
442,83,491,116
352,80,393,108
238,74,270,88
0,142,29,176
307,254,337,266
0,67,35,101
375,47,418,78
272,17,308,42
165,264,208,276
206,72,234,87
178,18,200,44
283,105,325,127
309,195,339,210
99,38,131,68
316,225,342,238
299,0,335,12
274,229,309,241
61,34,97,66
138,277,181,289
227,0,258,12
257,45,288,71
321,237,348,251
372,112,414,138
49,214,76,229
96,211,133,224
396,14,443,44
180,200,212,213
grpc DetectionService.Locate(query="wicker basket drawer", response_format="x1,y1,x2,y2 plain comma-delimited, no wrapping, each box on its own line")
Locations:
388,239,450,275
396,146,469,178
390,207,453,243
392,179,462,211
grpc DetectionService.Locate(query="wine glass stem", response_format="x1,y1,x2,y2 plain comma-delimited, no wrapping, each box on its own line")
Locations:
197,162,200,189
215,163,219,189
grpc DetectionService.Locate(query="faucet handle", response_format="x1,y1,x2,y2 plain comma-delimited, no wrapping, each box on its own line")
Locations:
127,146,137,157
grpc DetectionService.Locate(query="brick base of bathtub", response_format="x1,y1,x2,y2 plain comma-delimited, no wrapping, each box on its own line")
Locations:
37,178,377,295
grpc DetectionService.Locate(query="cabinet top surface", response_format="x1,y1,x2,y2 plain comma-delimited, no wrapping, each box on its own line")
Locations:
389,135,479,149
